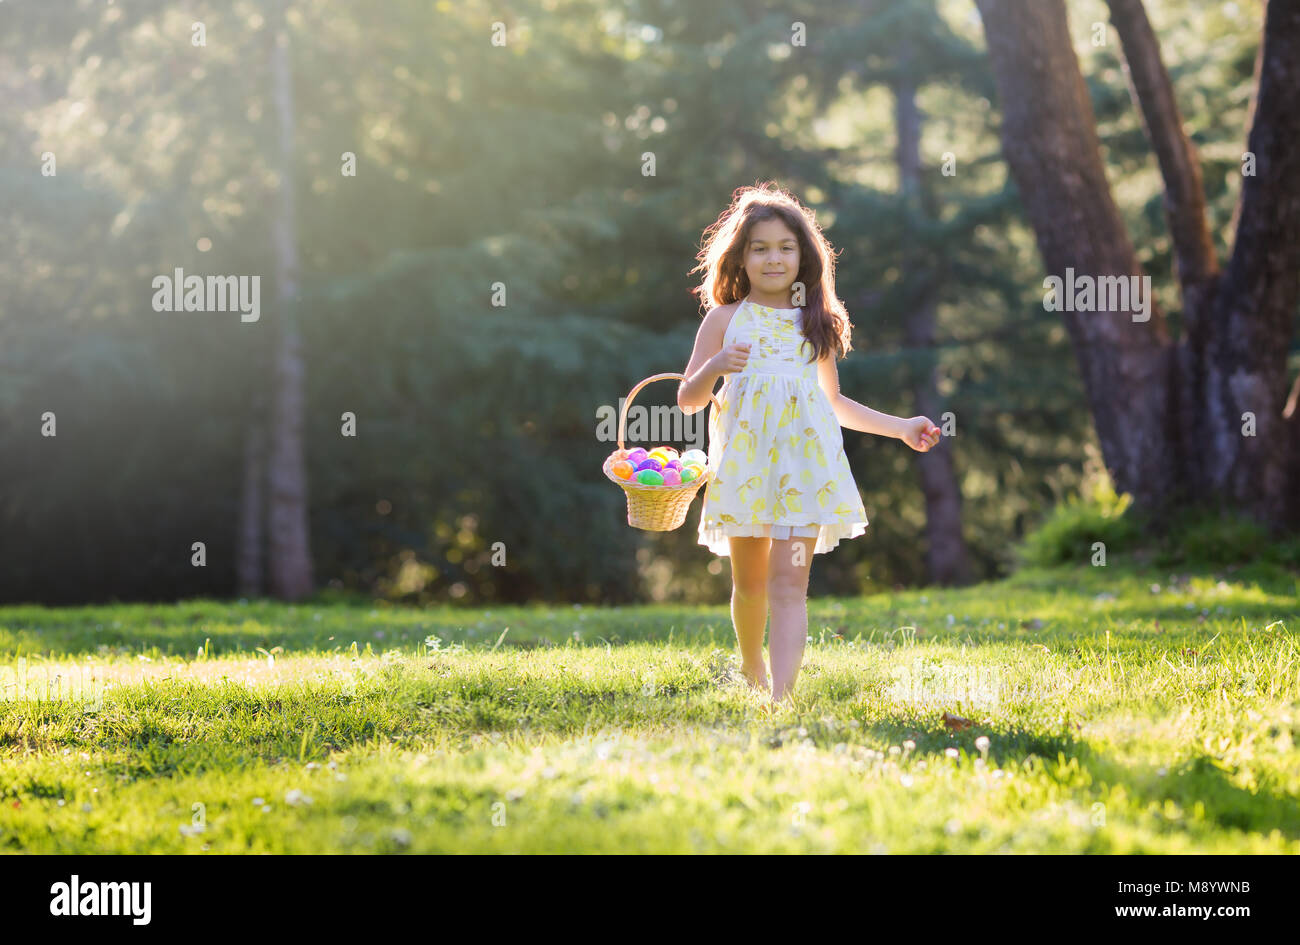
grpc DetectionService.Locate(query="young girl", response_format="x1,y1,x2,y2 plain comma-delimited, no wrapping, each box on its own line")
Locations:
678,183,941,707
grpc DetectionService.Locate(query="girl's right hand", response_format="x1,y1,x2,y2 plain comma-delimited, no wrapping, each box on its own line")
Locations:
710,341,751,375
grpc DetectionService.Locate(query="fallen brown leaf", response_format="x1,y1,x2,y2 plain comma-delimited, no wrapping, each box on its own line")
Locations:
942,711,975,730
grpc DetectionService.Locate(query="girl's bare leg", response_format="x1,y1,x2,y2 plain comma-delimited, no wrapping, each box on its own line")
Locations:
727,536,771,693
767,537,813,704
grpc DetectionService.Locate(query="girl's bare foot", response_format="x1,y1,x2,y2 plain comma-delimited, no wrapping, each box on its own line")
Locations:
765,686,796,716
740,663,770,695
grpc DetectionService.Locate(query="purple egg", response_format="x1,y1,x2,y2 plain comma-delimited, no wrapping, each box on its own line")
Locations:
635,457,663,473
661,468,682,486
627,448,648,465
665,460,683,471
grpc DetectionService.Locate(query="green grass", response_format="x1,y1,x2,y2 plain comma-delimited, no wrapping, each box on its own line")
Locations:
1,562,1298,853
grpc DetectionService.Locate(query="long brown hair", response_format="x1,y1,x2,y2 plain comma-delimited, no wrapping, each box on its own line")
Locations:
689,181,853,365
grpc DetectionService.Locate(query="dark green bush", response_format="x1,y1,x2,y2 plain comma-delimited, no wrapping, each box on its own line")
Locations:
1152,508,1300,568
1018,472,1300,571
1015,474,1141,568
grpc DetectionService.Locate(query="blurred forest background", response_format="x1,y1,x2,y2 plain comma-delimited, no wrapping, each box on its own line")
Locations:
0,0,1292,606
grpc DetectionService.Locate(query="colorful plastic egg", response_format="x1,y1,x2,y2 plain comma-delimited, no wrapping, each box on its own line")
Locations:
635,469,664,486
635,457,663,473
684,462,704,476
611,460,635,480
680,467,698,483
680,449,706,464
665,460,683,472
627,448,648,465
661,468,682,486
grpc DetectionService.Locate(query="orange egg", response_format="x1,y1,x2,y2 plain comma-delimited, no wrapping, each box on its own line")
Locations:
612,460,635,480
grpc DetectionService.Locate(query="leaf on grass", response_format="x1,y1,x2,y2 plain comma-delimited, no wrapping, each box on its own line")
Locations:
942,711,975,730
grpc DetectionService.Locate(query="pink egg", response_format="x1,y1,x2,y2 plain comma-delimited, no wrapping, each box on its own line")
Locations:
661,468,681,485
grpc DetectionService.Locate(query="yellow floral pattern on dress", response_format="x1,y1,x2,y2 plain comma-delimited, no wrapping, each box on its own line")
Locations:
698,299,869,557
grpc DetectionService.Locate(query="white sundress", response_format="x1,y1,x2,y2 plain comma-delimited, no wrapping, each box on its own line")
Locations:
697,298,869,557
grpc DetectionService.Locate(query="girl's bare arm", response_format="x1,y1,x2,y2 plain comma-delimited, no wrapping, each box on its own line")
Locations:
678,306,730,415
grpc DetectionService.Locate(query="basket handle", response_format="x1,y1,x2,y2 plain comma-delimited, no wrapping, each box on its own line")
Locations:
617,372,722,453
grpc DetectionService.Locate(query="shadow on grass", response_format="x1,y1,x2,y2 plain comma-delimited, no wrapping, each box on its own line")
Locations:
850,714,1300,841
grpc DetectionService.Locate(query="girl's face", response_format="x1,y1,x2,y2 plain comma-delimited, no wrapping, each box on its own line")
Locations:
743,218,800,296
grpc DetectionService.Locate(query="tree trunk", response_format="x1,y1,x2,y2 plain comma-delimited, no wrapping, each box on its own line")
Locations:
973,0,1179,518
236,395,266,597
973,0,1300,531
1200,1,1300,527
895,38,975,586
1104,0,1221,504
1105,0,1300,526
266,1,314,599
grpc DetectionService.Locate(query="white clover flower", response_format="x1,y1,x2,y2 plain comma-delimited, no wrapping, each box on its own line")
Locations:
284,789,314,807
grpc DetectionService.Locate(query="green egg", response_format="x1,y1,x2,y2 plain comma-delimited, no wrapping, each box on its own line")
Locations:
680,467,698,483
635,469,664,485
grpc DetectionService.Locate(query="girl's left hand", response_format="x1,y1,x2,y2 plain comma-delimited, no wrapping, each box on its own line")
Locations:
900,416,941,452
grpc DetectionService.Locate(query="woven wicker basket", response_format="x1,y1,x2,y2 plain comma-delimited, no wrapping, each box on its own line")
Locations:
602,372,721,531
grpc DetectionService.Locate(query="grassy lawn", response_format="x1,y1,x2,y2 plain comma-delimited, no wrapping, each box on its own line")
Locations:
1,561,1297,853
